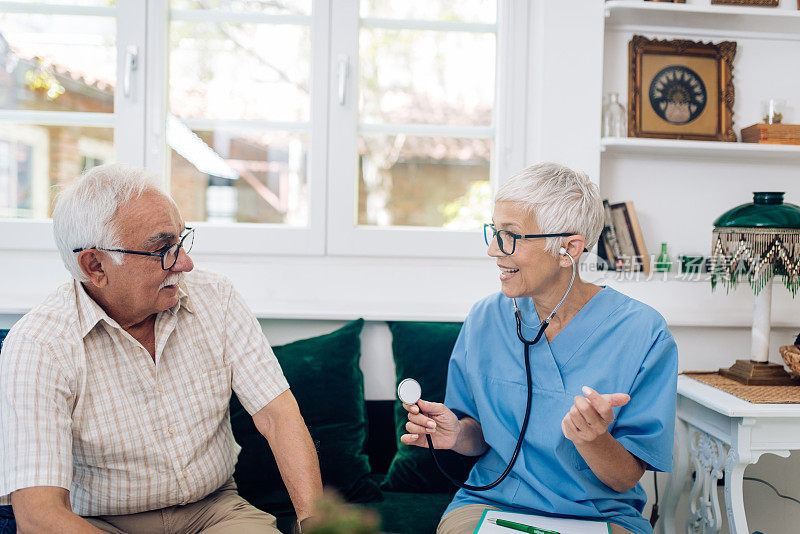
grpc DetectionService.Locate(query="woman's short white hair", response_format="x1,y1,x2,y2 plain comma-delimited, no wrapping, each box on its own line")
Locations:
53,163,164,282
495,162,604,256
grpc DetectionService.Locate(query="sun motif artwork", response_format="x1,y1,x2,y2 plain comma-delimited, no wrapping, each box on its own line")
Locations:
648,65,706,125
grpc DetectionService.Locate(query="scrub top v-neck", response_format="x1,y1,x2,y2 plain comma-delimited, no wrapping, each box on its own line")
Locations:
443,287,678,534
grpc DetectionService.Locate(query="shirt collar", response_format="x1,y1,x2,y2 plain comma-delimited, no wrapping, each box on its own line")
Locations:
75,280,118,338
171,282,194,316
74,279,195,337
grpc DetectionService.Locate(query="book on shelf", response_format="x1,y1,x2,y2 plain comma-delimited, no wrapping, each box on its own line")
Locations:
598,200,650,274
599,200,624,271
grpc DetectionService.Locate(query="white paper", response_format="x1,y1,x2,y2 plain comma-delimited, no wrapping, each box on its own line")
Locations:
475,509,610,534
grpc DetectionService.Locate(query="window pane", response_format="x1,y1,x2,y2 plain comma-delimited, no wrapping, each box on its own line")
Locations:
360,0,496,23
357,134,491,228
0,123,113,218
359,28,495,126
170,21,310,122
169,8,312,227
0,13,115,113
171,0,310,15
169,128,309,225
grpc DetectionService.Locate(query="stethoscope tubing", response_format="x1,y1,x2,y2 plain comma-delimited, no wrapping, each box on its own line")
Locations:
425,251,576,491
425,319,546,491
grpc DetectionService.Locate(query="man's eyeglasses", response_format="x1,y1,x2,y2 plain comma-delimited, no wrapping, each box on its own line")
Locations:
73,227,195,270
483,223,572,255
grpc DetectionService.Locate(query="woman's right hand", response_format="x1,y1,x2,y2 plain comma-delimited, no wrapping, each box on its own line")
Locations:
400,399,460,450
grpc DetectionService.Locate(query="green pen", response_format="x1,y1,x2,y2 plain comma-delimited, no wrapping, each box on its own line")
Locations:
486,517,560,534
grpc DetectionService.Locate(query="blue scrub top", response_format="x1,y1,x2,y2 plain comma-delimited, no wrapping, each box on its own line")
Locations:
443,287,678,534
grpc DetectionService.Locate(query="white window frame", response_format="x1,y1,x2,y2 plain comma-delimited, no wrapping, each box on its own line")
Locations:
144,0,330,256
0,0,145,250
0,0,528,260
0,124,49,218
326,0,529,258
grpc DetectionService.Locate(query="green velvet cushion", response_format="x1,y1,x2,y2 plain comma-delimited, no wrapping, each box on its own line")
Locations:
382,321,478,493
230,319,381,515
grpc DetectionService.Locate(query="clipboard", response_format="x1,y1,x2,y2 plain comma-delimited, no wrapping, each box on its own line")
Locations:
473,509,612,534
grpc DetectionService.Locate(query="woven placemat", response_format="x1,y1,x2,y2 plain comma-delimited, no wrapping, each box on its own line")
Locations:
683,372,800,403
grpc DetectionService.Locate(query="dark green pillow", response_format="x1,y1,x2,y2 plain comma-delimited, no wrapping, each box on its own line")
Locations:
230,319,381,514
382,321,479,493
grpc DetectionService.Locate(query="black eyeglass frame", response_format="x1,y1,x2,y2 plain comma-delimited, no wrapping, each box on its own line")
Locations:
483,223,573,255
72,227,195,270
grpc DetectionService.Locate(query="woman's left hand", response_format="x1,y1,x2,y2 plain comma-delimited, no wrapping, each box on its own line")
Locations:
562,386,630,444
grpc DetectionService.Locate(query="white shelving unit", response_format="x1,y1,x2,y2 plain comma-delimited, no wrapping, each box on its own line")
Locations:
599,0,800,277
601,137,800,161
604,0,800,40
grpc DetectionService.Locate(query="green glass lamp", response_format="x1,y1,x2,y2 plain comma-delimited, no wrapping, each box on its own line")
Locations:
709,192,800,385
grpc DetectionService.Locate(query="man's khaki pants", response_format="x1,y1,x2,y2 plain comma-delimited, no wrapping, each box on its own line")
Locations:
437,504,634,534
83,479,279,534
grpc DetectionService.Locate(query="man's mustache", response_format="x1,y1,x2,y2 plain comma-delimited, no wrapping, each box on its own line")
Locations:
159,273,185,290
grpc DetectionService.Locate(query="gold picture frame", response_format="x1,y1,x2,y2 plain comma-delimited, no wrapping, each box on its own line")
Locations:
628,36,737,142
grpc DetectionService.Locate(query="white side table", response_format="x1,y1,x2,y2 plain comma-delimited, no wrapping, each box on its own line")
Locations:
659,375,800,534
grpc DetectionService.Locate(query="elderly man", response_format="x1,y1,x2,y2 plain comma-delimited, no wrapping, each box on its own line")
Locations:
0,164,322,533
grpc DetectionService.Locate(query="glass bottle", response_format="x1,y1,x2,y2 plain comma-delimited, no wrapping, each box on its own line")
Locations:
602,92,627,138
655,242,672,273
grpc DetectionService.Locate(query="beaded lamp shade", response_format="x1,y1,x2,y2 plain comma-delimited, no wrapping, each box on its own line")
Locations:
709,192,800,296
709,192,800,384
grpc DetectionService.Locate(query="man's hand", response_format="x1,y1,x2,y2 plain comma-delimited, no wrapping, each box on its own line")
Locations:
400,399,461,450
561,386,630,445
11,486,105,534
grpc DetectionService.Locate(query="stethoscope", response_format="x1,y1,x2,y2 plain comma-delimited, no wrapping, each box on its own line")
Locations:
397,247,576,491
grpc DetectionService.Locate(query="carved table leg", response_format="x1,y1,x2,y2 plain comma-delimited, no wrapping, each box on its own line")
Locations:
685,428,726,534
660,418,689,534
724,448,749,534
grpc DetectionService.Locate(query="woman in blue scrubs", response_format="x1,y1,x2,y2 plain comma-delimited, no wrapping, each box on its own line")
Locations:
401,162,678,534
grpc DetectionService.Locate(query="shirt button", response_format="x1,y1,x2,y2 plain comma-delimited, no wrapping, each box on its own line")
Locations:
168,427,175,435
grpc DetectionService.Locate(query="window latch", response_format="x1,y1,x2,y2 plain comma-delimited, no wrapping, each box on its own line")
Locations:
337,54,348,106
123,45,139,99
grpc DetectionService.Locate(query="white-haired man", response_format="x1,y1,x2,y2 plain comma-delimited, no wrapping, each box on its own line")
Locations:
0,164,322,533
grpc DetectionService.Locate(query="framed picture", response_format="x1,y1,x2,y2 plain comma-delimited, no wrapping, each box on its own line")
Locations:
711,0,778,6
628,36,737,142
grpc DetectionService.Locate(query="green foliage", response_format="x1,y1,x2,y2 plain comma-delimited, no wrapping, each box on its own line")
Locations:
24,61,65,101
441,180,491,230
305,492,380,534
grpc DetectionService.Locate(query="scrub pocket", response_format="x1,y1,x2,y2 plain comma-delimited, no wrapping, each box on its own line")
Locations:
572,450,591,471
465,464,522,504
477,376,588,505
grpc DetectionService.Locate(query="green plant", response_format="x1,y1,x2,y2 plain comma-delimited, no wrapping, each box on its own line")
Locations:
305,491,380,534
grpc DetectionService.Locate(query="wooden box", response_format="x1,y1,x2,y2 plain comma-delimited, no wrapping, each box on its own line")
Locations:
741,123,800,145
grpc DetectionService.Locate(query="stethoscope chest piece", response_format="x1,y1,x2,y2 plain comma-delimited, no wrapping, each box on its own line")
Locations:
397,378,422,405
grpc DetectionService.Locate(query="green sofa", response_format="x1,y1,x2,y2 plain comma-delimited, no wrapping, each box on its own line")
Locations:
0,320,473,534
